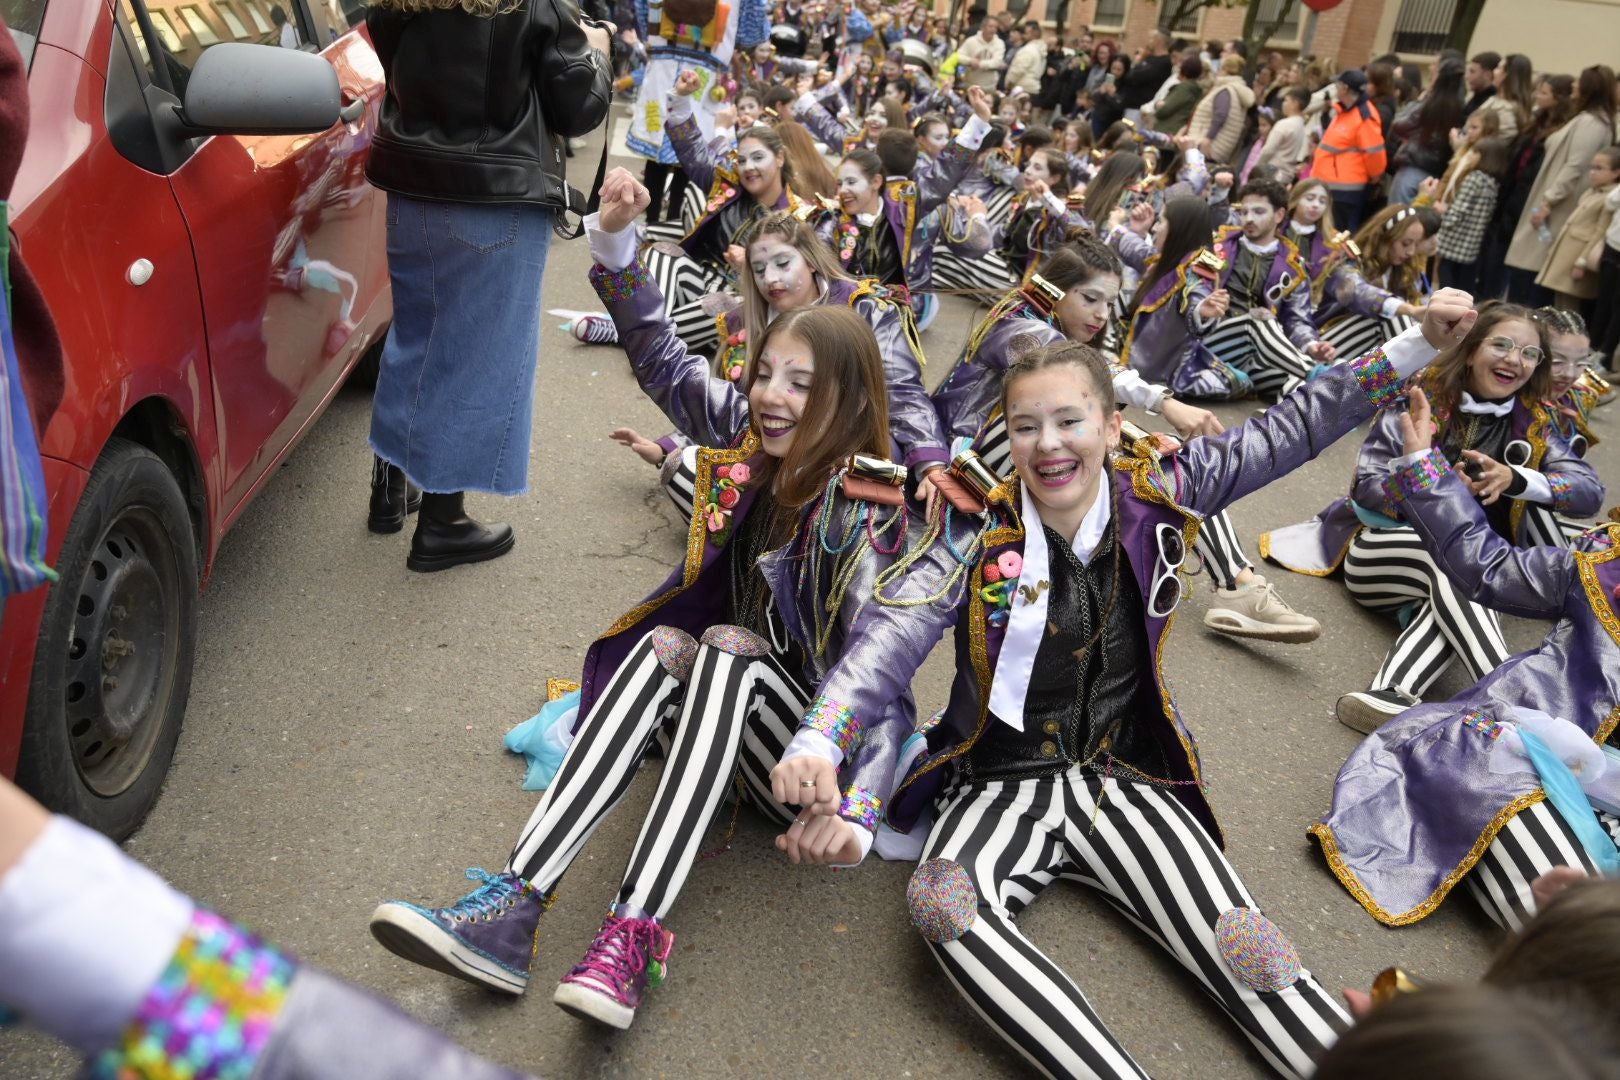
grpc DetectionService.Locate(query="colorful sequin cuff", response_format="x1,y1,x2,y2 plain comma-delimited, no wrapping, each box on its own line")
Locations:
803,695,861,758
89,908,295,1080
937,140,973,172
1461,708,1505,740
1382,448,1450,504
1549,473,1575,513
1348,346,1401,410
839,786,883,831
589,262,652,302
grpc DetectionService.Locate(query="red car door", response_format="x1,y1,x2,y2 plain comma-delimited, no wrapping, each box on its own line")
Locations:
116,0,385,530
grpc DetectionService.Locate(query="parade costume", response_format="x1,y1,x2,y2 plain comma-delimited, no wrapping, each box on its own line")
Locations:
1522,372,1608,548
932,188,1088,295
1263,381,1605,710
931,284,1258,598
625,0,768,225
893,339,1441,1079
1311,218,1429,363
1196,225,1324,400
372,234,957,1027
1312,452,1620,930
1119,245,1254,401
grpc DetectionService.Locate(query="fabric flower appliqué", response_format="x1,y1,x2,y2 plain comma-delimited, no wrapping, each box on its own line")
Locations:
706,184,737,214
720,329,748,382
980,550,1023,626
838,221,860,264
704,462,752,547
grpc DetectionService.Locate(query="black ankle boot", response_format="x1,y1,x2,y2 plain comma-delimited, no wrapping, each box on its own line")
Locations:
407,491,515,572
367,456,422,534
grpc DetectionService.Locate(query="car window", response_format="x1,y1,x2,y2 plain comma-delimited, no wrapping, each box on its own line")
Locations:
2,0,49,67
118,0,314,84
303,0,366,45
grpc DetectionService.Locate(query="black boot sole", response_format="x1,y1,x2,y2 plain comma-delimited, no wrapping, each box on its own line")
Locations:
367,493,423,535
406,531,516,573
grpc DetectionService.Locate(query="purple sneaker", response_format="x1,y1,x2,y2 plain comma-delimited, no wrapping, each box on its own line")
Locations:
551,905,675,1029
566,314,619,345
369,869,544,995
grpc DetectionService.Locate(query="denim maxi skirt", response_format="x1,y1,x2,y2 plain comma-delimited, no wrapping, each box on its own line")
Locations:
369,194,551,496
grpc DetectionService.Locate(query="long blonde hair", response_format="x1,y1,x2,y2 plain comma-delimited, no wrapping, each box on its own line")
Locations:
369,0,519,14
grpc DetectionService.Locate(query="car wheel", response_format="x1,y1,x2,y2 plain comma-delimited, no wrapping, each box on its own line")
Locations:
16,437,199,840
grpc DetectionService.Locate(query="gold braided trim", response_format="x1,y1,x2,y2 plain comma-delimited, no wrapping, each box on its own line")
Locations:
1576,527,1620,672
1278,235,1308,301
1257,523,1359,578
546,678,580,702
1510,401,1553,541
1308,791,1546,927
1120,251,1202,366
884,179,919,269
600,432,760,640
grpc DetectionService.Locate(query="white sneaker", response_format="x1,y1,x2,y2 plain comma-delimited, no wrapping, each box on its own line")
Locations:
1335,688,1419,734
1203,574,1321,644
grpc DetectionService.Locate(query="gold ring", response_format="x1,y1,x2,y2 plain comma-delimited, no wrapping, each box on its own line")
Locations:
799,780,818,789
790,819,806,828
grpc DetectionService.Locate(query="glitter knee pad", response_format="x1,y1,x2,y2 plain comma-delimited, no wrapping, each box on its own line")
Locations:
908,859,979,943
698,624,770,658
649,626,699,684
1214,908,1301,994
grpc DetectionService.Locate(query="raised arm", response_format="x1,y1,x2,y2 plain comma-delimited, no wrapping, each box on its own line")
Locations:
664,77,722,193
914,88,997,215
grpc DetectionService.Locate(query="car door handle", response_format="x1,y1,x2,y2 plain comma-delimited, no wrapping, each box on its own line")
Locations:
339,96,366,124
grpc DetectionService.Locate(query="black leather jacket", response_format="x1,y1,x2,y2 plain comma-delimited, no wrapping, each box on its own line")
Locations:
365,0,612,209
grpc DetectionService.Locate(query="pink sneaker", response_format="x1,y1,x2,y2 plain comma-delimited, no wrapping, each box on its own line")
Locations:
551,907,674,1029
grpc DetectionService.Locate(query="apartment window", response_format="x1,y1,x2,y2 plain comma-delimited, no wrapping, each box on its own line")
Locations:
1093,0,1127,30
1251,0,1301,44
177,5,219,43
241,0,271,32
1391,0,1457,55
214,1,249,37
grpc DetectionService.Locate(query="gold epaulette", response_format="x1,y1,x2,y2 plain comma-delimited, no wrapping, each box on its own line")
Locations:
1328,229,1362,261
1190,248,1227,279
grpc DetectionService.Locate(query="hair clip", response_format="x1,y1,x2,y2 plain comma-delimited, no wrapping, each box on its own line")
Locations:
1381,206,1418,232
1024,273,1066,313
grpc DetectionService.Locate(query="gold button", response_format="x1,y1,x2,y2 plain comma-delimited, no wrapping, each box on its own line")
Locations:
1043,720,1060,735
1040,741,1057,757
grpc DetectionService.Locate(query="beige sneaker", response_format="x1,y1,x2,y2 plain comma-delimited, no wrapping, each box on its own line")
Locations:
1203,574,1322,644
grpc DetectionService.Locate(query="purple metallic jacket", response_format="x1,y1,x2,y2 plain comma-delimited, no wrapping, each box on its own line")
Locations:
1262,395,1605,575
708,276,948,468
931,302,1063,446
1211,225,1321,350
1119,247,1247,400
889,349,1417,840
581,261,955,827
1314,258,1427,327
667,106,807,262
1312,451,1620,925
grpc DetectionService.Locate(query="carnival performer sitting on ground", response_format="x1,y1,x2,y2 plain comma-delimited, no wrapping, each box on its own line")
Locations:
891,294,1485,1079
935,237,1323,643
567,69,814,350
1529,307,1610,548
1263,303,1605,734
1311,381,1619,933
370,170,959,1031
930,145,1088,294
1312,204,1433,361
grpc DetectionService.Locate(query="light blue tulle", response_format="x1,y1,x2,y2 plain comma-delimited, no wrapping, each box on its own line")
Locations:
503,690,579,791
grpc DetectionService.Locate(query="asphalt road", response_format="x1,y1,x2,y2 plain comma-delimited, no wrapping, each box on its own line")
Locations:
5,115,1616,1079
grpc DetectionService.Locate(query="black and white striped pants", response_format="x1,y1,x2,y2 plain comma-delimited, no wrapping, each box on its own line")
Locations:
1320,313,1414,364
1203,313,1316,400
932,248,1020,296
983,186,1017,228
643,246,728,353
917,769,1348,1079
1519,503,1590,550
1466,799,1620,931
1343,526,1512,699
973,417,1253,590
504,631,801,920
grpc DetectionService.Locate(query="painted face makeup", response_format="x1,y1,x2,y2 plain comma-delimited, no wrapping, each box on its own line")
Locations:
749,331,815,457
1388,220,1425,266
920,124,950,157
749,235,817,312
1022,155,1052,187
1237,197,1279,241
1466,318,1543,399
1548,331,1592,398
737,98,763,127
837,161,879,213
1006,366,1121,528
737,139,782,198
1053,273,1121,344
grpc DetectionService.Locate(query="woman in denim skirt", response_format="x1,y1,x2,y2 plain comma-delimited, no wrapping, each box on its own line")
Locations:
364,0,612,571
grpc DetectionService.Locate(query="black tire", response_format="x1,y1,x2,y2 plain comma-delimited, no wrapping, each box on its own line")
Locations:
15,437,199,840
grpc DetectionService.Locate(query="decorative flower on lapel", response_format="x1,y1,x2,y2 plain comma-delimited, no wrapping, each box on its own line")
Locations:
704,462,752,547
706,184,737,214
838,221,860,264
980,550,1024,626
720,328,748,382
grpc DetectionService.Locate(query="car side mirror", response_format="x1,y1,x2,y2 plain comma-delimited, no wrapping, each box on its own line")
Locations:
176,42,340,135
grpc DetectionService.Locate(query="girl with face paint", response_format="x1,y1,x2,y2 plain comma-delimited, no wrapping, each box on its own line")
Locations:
931,148,1088,295
565,70,806,351
1515,306,1607,549
1264,302,1605,736
371,169,965,1034
1313,204,1436,361
1284,177,1340,292
885,295,1483,1080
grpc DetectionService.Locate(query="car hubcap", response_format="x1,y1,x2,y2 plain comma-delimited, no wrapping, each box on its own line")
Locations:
63,509,181,797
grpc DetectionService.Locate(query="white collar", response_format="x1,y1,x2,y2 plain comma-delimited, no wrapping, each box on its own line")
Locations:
987,478,1112,731
1239,235,1279,255
1290,222,1317,235
855,210,881,226
1460,392,1515,417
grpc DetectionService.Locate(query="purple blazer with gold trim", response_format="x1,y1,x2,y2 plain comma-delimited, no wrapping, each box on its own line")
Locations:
1119,247,1248,400
1312,452,1620,925
667,107,807,263
1211,225,1321,350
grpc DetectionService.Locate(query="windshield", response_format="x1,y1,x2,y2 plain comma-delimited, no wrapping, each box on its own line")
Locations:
3,0,48,66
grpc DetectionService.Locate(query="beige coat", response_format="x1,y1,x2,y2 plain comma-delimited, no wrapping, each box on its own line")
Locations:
1536,182,1616,298
1004,39,1046,96
1506,110,1618,271
957,32,1005,90
1186,74,1255,164
1476,94,1522,142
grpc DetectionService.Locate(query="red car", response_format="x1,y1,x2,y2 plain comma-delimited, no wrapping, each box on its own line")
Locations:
3,0,391,837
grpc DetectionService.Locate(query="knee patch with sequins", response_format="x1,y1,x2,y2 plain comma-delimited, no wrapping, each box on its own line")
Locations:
699,623,771,657
1214,908,1301,993
649,626,698,683
908,859,980,943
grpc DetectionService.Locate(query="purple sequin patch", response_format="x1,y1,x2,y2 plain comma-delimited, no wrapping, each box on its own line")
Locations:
1349,346,1400,410
1214,908,1300,993
589,262,651,302
1549,474,1574,512
908,859,978,942
804,696,861,757
838,785,883,831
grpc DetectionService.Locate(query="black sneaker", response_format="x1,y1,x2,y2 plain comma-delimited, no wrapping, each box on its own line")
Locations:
1335,688,1418,735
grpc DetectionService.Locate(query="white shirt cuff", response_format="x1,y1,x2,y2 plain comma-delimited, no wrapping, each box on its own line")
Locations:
1042,192,1067,216
585,211,640,272
1111,368,1161,412
667,94,694,122
1379,294,1405,319
1390,448,1431,469
829,818,874,868
956,113,992,150
1510,464,1555,504
714,125,736,144
782,726,844,768
1383,324,1441,379
1184,147,1205,167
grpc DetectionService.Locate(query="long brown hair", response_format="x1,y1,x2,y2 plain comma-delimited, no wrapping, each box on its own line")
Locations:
1419,302,1551,422
1349,204,1427,303
1484,879,1620,1022
740,213,853,363
1574,64,1618,129
774,121,838,201
1082,152,1144,228
1530,75,1575,140
747,306,891,507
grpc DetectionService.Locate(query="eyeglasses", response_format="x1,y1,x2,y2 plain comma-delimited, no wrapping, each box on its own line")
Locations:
1550,351,1603,373
1481,336,1545,366
1148,523,1189,619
